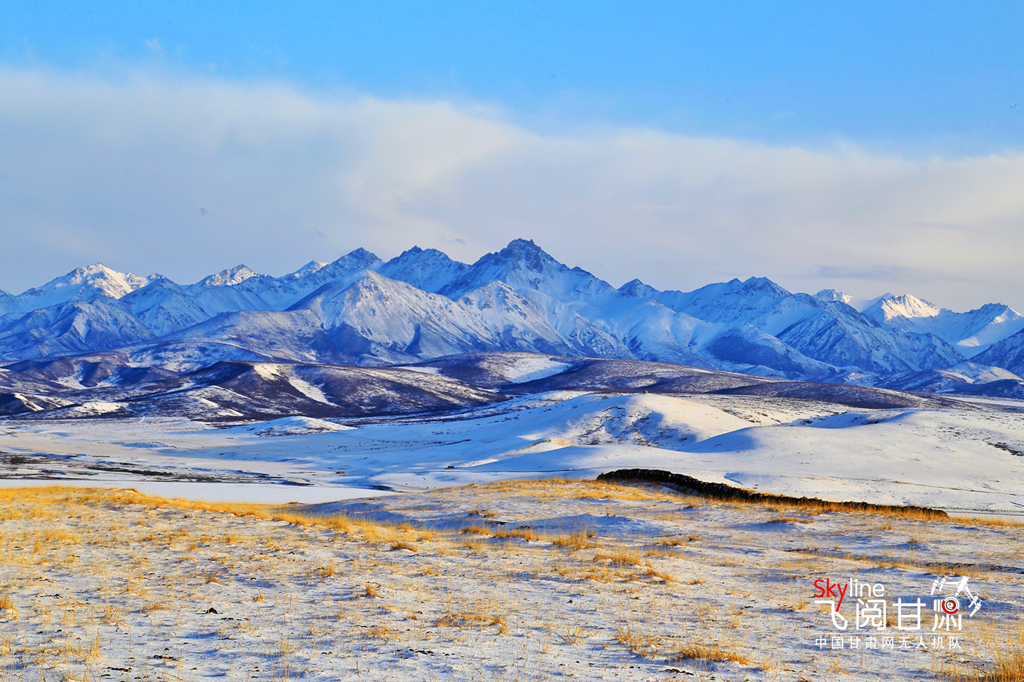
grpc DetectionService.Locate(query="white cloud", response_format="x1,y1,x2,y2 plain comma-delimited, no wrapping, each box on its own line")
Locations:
0,66,1021,312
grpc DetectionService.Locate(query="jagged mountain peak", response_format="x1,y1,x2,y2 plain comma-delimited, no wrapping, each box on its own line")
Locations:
322,248,382,275
815,288,853,305
440,238,614,302
198,265,260,288
617,279,656,297
54,263,147,289
379,246,469,293
682,276,792,309
492,238,553,270
343,247,380,263
384,245,462,267
865,293,941,322
9,263,151,312
285,260,327,279
814,289,893,313
736,276,791,296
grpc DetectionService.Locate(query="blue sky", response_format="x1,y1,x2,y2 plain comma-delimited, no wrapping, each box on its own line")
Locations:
1,2,1022,309
4,2,1021,150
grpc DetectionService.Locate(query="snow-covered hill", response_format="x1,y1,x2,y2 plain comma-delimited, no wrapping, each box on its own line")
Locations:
0,350,982,422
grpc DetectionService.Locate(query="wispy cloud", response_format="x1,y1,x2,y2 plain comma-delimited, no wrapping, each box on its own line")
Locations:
0,67,1021,311
813,266,978,284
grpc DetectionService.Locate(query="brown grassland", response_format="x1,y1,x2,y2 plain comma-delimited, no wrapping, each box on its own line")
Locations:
0,481,1020,681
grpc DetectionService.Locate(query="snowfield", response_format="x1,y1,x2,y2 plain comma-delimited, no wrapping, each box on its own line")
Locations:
1,390,1022,517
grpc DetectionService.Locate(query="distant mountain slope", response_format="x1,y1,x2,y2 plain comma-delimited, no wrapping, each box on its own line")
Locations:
121,279,214,337
3,359,506,421
0,298,154,361
863,294,1024,357
974,326,1024,377
0,239,1018,394
880,362,1024,397
378,246,469,293
1,351,985,422
0,264,153,315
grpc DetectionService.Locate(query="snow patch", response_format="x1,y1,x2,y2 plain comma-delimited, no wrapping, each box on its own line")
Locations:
69,401,127,416
399,366,442,376
507,357,571,384
225,416,354,437
287,373,331,404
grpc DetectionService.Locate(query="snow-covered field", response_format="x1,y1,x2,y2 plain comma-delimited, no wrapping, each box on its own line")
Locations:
1,391,1022,516
0,481,1021,681
1,390,1022,679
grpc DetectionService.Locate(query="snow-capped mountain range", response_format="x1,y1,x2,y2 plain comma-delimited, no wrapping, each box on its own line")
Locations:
1,239,1022,396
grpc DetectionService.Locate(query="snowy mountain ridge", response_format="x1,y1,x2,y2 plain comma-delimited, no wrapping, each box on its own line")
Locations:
2,239,1023,393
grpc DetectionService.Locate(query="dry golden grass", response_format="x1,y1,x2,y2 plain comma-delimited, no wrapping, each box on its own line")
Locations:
436,595,509,634
470,478,689,504
667,642,751,665
765,517,813,524
614,622,661,656
937,620,1024,682
0,594,16,620
367,624,395,641
0,481,1018,681
549,531,597,550
958,515,1024,528
593,549,643,566
437,611,507,629
645,568,677,584
491,528,540,542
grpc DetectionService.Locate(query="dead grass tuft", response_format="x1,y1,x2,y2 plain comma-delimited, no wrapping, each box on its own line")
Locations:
668,642,751,665
765,517,812,524
594,550,643,566
549,532,597,550
615,623,661,656
367,624,395,641
492,528,540,542
0,593,16,619
437,611,508,632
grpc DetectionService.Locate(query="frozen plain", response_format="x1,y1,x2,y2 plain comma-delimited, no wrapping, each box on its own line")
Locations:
1,389,1022,516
